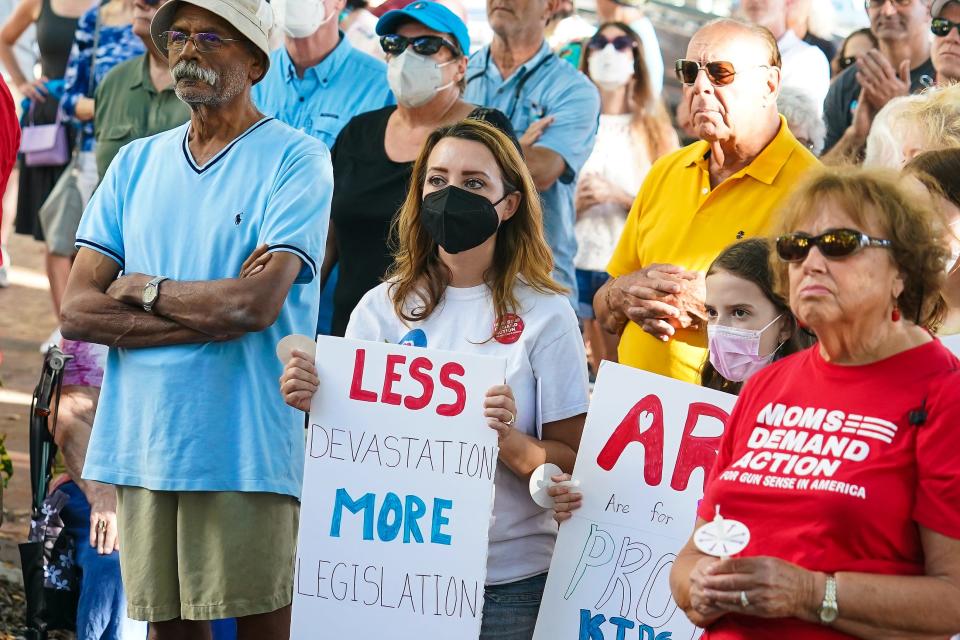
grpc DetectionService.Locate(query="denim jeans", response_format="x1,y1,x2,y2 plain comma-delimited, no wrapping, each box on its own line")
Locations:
480,573,548,640
59,481,147,640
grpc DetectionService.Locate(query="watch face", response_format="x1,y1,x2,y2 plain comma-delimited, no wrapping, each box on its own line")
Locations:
820,606,839,624
143,285,158,305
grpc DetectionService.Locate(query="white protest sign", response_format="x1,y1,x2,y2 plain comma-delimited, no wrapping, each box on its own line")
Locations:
533,362,737,640
942,334,960,358
291,336,506,640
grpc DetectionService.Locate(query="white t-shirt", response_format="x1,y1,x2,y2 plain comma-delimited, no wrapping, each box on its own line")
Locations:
778,29,830,115
574,114,649,272
346,280,590,585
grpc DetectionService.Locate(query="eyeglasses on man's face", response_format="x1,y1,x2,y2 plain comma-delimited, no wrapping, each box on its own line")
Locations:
159,30,242,54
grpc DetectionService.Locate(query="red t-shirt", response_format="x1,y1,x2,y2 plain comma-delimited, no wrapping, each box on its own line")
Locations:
698,339,960,639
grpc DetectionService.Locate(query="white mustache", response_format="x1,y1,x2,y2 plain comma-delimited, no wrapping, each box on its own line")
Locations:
172,60,218,86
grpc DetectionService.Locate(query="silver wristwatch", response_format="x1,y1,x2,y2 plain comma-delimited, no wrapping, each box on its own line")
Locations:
142,276,168,313
818,574,839,624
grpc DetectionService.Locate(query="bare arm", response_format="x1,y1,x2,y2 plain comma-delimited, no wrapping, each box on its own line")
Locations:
60,248,236,347
523,145,567,192
320,222,338,288
51,385,119,554
0,0,39,89
496,412,585,480
673,524,960,638
103,250,304,336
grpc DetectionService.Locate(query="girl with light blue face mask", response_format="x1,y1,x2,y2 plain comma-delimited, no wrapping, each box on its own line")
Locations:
701,238,815,395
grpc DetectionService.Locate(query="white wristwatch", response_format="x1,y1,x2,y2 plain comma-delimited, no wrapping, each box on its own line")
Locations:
142,276,168,313
818,574,839,624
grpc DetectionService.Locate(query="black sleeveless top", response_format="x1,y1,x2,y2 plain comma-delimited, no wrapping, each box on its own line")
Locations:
36,0,80,80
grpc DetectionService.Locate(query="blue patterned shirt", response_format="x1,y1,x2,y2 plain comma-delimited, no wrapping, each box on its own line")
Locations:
62,5,144,152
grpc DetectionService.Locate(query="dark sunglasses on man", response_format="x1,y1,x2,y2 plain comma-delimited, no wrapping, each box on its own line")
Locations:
776,229,893,262
675,59,770,86
587,34,635,52
931,17,960,37
380,34,460,57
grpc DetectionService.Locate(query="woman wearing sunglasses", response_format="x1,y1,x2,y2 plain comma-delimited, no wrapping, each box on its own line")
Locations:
322,0,514,337
830,28,876,78
670,168,960,639
282,119,589,640
573,22,677,376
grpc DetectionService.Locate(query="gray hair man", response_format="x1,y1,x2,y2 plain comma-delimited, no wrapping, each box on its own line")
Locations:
60,0,332,637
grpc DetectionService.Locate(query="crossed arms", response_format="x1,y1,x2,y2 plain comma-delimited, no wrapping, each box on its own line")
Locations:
61,245,302,348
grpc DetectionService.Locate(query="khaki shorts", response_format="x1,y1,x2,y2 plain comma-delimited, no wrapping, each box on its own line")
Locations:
116,487,299,622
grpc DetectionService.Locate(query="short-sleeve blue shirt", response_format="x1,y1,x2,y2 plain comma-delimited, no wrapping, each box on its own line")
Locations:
252,34,394,148
465,41,600,304
75,118,332,498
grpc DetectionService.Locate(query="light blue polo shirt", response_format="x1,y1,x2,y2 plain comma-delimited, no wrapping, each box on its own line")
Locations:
252,34,394,148
75,117,332,498
465,40,600,306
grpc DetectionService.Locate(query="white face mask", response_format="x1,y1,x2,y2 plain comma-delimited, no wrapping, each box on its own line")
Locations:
283,0,333,39
387,50,455,108
588,44,634,92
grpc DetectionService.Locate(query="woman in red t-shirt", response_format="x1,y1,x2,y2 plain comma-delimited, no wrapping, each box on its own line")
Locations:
670,168,960,639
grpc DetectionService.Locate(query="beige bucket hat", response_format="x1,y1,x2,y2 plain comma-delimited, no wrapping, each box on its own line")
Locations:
150,0,273,78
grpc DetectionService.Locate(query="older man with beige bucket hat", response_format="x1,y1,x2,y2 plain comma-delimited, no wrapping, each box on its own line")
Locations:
60,0,333,637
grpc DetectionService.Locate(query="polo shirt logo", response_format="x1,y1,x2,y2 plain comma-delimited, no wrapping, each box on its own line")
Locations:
736,230,744,239
235,212,243,225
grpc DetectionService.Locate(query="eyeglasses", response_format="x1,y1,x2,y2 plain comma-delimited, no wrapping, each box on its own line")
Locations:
587,34,635,51
932,17,960,37
776,228,893,262
675,59,769,86
837,55,857,70
380,34,460,57
159,30,242,53
864,0,913,9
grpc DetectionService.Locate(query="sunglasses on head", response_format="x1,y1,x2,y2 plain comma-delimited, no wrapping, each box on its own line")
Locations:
932,17,960,37
380,34,460,57
159,30,241,53
587,34,635,51
776,228,893,262
675,59,768,86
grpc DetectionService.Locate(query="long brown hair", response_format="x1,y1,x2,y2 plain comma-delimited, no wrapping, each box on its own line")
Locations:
701,239,815,395
580,22,675,160
386,119,565,326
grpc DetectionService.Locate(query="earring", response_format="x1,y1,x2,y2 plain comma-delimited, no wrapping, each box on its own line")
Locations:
892,306,901,322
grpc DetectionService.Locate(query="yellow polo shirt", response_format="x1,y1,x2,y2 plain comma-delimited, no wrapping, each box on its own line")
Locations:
607,116,819,383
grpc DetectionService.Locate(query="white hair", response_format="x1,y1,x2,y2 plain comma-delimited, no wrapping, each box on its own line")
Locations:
863,94,927,169
777,86,825,155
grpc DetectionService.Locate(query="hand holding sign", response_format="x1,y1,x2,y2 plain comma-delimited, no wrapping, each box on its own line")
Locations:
277,334,319,413
528,463,581,510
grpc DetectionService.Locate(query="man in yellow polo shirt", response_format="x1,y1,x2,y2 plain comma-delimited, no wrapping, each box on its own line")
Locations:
595,18,819,383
